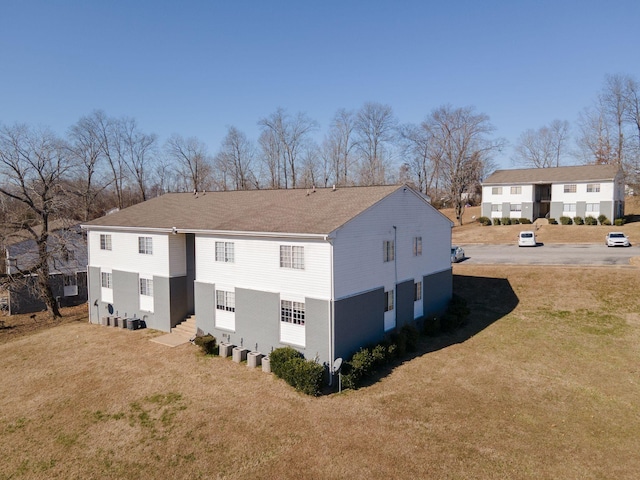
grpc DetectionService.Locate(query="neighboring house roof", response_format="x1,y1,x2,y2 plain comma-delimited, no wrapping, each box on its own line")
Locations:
483,165,621,186
83,185,435,235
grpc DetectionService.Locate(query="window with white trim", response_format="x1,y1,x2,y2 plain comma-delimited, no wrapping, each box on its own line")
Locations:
492,187,502,195
383,240,394,262
101,272,112,289
384,290,394,312
510,204,522,212
63,274,78,297
280,245,304,269
140,277,153,296
414,281,422,301
563,203,576,212
215,242,235,263
587,183,600,192
491,204,502,212
564,184,577,193
510,186,522,194
281,300,305,325
413,236,422,256
586,203,599,212
100,234,112,251
216,290,235,312
138,237,153,255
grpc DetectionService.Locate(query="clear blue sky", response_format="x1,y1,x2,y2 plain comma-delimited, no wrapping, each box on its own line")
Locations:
1,0,639,170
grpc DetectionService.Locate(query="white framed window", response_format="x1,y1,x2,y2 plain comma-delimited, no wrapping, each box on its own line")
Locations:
100,234,112,251
510,186,522,194
280,245,304,270
383,240,395,262
492,187,502,195
413,236,422,256
63,274,78,297
101,272,112,289
563,203,576,212
587,183,600,192
216,290,235,312
491,204,502,212
138,237,153,255
414,281,422,302
564,184,577,193
215,242,235,263
281,300,305,326
586,203,599,212
510,204,522,212
140,277,153,296
384,290,394,312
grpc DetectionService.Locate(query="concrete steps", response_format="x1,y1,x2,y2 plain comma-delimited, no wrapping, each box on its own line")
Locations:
171,315,196,340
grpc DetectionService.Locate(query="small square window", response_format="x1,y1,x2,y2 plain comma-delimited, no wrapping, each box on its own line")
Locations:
413,237,422,256
384,290,394,312
140,278,153,296
564,184,577,193
492,187,502,195
383,240,395,262
414,281,422,302
138,237,153,255
510,186,522,194
100,234,112,251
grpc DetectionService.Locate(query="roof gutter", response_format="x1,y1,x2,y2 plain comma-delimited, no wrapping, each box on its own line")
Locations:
81,224,331,240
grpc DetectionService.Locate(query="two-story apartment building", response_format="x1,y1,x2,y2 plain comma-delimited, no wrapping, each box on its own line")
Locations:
82,185,453,366
481,165,624,222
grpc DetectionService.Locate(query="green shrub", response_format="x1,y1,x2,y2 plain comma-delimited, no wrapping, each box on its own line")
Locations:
492,218,501,226
598,214,608,225
573,216,584,225
585,216,598,225
602,219,611,225
477,216,491,226
548,217,558,224
519,218,532,224
512,218,520,225
194,334,217,355
270,346,302,378
559,216,573,225
501,217,511,225
614,218,625,226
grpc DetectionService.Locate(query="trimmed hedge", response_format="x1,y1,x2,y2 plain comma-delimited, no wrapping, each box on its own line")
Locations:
573,216,584,225
548,217,558,225
585,216,598,225
614,218,625,226
559,216,573,225
492,218,501,225
477,216,491,226
598,214,608,225
194,334,217,355
501,217,511,225
520,218,532,224
270,347,324,396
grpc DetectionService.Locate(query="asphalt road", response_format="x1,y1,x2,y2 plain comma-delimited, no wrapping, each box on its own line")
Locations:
456,243,638,266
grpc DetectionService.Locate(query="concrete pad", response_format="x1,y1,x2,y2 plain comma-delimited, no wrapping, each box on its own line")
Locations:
150,332,191,347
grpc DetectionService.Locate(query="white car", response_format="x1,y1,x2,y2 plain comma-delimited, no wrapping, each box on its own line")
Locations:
451,246,465,263
518,231,537,247
605,232,630,247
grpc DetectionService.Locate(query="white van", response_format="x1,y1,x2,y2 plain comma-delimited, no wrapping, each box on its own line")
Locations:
518,231,537,247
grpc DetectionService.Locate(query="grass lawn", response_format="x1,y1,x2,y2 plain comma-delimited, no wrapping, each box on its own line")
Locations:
1,265,639,479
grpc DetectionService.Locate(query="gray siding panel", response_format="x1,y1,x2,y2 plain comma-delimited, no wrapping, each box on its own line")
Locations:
304,297,330,365
423,269,452,318
334,288,384,361
600,201,613,221
550,202,563,220
194,281,215,335
151,276,171,330
234,288,280,353
502,202,510,216
522,202,533,221
481,203,492,218
396,279,414,328
576,201,586,218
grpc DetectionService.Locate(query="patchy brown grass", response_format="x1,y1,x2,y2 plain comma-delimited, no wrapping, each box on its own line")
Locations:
446,195,640,245
2,265,640,479
0,304,88,345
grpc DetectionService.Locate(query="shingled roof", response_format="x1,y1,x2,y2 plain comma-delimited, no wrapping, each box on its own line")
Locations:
483,164,621,185
84,185,419,235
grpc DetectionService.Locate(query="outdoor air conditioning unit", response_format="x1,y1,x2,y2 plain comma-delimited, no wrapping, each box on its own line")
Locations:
247,352,263,368
219,342,235,358
232,347,249,363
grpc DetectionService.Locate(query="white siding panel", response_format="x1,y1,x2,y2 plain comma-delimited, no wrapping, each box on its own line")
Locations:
280,322,305,347
195,236,331,300
552,181,615,204
101,287,113,303
168,234,187,276
333,189,451,300
216,310,235,331
88,231,171,277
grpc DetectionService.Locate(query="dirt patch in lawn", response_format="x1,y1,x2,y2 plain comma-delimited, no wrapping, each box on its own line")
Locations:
1,265,639,479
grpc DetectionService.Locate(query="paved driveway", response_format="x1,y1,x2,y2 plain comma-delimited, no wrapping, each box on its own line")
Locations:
457,243,638,266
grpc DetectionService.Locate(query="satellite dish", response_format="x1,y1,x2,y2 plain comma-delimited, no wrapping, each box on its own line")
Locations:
333,358,343,373
107,304,114,315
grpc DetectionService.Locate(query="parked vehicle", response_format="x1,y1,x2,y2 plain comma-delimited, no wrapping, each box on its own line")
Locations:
451,245,465,263
518,231,537,247
605,232,630,247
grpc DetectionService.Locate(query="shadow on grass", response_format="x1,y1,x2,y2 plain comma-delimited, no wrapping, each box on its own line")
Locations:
347,273,519,391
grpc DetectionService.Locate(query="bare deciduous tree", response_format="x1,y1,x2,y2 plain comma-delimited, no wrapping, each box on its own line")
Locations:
258,108,318,189
424,105,504,225
322,109,357,186
398,122,440,196
215,127,255,191
512,120,570,168
354,102,396,185
118,117,157,202
164,134,212,192
0,124,73,318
